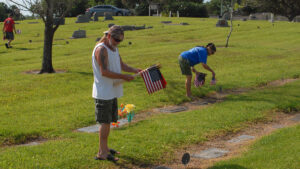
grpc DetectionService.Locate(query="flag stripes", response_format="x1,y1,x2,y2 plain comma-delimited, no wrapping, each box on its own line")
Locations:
140,69,164,94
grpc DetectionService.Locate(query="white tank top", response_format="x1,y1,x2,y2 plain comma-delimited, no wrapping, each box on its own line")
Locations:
92,43,123,100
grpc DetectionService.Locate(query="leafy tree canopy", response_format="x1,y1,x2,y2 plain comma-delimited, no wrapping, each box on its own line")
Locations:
256,0,300,21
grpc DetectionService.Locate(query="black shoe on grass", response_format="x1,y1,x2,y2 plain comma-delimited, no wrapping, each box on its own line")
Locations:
5,43,9,48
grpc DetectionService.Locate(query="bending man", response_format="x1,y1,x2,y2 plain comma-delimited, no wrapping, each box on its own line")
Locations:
178,43,217,98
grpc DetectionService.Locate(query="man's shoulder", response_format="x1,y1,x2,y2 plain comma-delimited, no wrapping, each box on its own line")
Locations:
10,18,15,23
95,44,108,55
4,18,14,23
97,45,107,51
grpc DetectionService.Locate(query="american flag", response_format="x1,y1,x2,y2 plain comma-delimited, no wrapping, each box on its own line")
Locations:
140,66,167,94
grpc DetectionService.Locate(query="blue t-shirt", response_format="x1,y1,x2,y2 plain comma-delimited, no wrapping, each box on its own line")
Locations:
180,47,208,66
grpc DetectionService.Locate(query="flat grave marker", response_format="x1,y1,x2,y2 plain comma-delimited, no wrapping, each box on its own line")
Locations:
157,106,188,113
153,166,171,169
77,119,129,133
291,114,300,122
189,100,209,106
228,135,255,143
193,148,229,159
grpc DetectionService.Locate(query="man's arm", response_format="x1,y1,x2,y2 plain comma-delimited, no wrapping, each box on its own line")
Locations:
13,24,16,34
201,63,215,78
2,20,5,32
120,55,140,73
95,46,134,81
191,66,198,73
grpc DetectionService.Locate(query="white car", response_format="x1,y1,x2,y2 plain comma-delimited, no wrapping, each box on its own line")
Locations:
86,5,131,16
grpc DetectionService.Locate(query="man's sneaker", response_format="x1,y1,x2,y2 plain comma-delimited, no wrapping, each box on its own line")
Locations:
5,43,9,48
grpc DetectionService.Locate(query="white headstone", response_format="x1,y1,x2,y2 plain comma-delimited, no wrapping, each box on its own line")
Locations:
269,13,274,23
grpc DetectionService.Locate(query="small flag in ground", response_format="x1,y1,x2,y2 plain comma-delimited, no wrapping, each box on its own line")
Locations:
140,67,167,94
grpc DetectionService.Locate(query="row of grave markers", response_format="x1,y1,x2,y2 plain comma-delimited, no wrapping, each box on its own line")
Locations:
76,12,114,23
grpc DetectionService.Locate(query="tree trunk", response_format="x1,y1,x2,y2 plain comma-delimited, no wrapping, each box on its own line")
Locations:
225,0,233,48
40,23,55,73
39,0,55,74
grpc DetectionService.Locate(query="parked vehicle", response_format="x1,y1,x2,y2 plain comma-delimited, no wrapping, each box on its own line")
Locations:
86,5,131,16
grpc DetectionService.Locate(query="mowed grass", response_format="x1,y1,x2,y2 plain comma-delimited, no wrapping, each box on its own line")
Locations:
210,124,300,169
0,73,300,169
0,16,300,168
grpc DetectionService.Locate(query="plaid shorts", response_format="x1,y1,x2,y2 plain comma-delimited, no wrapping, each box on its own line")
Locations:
95,98,118,124
4,32,14,40
178,55,192,75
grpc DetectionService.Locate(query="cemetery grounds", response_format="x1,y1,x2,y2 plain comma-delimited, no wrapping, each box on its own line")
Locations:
0,16,300,169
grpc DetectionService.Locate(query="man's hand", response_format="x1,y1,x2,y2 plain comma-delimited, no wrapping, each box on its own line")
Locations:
135,68,142,73
211,76,216,85
122,74,135,81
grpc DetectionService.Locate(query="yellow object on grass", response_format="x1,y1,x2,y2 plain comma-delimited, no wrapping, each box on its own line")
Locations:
125,104,135,112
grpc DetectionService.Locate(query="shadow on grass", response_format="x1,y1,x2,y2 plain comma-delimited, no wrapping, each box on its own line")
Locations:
75,71,93,76
115,155,155,169
14,47,36,51
208,164,248,169
14,58,30,62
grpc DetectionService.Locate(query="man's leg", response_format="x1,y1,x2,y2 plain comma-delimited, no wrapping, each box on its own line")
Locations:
186,75,192,98
7,32,14,47
95,98,119,161
7,39,12,47
4,33,9,48
98,123,110,158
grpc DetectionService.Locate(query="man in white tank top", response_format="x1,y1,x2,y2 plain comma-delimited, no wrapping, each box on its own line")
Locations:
93,25,141,162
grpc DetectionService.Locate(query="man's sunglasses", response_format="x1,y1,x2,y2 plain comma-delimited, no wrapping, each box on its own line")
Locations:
112,37,123,43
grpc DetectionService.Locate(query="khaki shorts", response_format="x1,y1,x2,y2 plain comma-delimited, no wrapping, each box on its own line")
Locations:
178,55,192,75
95,98,118,124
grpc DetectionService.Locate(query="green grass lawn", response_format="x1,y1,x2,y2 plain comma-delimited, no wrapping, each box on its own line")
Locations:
0,16,300,168
0,71,299,169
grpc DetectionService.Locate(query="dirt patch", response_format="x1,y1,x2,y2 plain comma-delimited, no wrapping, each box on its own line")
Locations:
23,69,67,74
1,136,47,148
266,78,298,87
158,112,300,169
